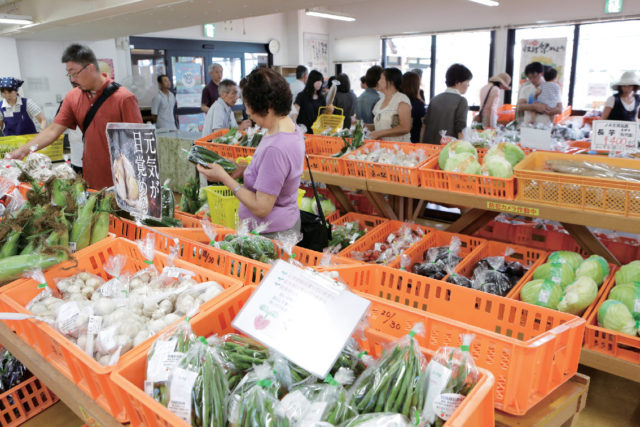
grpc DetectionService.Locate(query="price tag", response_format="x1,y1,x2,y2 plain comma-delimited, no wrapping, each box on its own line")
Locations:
520,126,552,150
87,315,102,334
167,368,198,422
232,260,370,378
592,120,638,152
433,393,466,420
163,267,196,279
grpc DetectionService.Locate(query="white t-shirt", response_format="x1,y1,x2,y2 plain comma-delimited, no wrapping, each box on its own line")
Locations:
372,92,411,142
68,127,83,167
518,82,552,126
605,95,636,111
289,79,305,102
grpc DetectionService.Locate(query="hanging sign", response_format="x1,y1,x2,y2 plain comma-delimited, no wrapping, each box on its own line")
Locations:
232,260,370,378
518,38,568,88
592,120,638,152
106,123,162,220
605,0,623,14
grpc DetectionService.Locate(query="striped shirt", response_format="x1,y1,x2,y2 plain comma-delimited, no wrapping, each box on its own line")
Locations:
0,96,42,121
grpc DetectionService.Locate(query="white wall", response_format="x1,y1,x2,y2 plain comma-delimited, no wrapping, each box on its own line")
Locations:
0,38,21,78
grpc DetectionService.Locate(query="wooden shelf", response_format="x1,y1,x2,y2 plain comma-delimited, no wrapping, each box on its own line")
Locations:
580,348,640,383
0,322,122,427
495,373,590,426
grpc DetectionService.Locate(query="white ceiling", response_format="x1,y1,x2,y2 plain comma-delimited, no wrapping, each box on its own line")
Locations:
0,0,366,40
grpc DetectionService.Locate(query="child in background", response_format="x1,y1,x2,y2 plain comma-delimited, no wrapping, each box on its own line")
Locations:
529,66,561,124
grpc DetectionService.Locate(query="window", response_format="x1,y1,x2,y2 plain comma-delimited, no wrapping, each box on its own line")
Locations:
341,61,378,96
513,25,575,107
434,31,491,107
384,36,431,99
244,52,268,74
573,20,640,111
211,57,242,85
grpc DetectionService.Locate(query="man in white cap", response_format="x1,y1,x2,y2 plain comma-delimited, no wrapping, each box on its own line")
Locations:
602,71,640,122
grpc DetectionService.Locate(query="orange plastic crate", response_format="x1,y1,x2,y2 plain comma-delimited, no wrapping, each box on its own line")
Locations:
325,264,585,415
453,241,548,298
583,269,640,364
194,129,256,159
0,237,242,422
514,151,640,217
419,157,516,200
332,212,388,230
0,376,59,427
325,210,342,223
112,286,495,427
341,141,438,185
304,135,346,174
338,220,430,265
399,229,486,272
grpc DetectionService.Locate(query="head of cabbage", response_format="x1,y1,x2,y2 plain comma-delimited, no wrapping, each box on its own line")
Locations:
533,262,575,289
520,279,563,309
548,251,584,271
438,140,477,169
598,300,638,336
312,198,336,216
482,155,513,178
575,255,610,287
443,152,482,175
300,197,314,214
615,260,640,286
485,142,525,167
557,276,598,314
608,282,640,319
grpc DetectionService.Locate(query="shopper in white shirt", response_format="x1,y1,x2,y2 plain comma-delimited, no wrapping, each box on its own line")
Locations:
369,67,412,142
151,74,177,130
517,62,561,126
0,77,47,136
289,65,307,103
202,79,251,136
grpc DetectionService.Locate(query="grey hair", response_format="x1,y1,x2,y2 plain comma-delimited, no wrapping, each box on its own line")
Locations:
218,79,236,95
208,63,222,73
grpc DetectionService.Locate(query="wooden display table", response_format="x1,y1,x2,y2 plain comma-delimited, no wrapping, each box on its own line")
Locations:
495,374,590,427
580,348,640,383
304,171,638,264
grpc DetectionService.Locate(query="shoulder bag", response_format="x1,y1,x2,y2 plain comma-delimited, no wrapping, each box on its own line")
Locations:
298,155,332,252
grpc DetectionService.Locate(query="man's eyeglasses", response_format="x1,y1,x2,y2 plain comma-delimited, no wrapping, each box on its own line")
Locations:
66,64,90,79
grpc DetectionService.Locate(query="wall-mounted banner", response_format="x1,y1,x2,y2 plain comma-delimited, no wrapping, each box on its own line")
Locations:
106,123,162,220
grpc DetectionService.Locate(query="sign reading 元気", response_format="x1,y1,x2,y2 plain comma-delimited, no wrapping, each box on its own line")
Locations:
106,123,162,220
591,120,638,152
232,260,370,378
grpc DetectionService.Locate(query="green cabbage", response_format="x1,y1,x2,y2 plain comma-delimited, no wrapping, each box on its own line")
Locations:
598,300,638,336
438,140,477,169
575,255,610,287
548,251,583,270
615,260,640,285
300,197,314,213
485,142,525,167
520,279,563,309
482,155,513,178
608,282,640,319
557,276,598,314
533,262,576,288
443,152,482,174
313,198,336,215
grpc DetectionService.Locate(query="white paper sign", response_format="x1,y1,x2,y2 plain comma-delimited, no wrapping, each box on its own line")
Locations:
592,120,638,152
520,126,552,150
232,260,370,378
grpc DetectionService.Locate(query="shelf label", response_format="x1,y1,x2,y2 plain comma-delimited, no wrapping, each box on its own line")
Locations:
592,120,638,152
487,201,539,216
232,260,370,378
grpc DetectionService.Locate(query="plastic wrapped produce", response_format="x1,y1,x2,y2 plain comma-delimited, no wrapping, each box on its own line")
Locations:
339,413,410,427
615,261,640,285
547,251,584,270
346,142,428,167
557,276,599,314
520,279,564,310
214,334,270,391
533,262,575,289
598,300,638,336
352,225,424,265
329,221,366,250
544,159,640,183
438,140,477,169
211,220,278,263
412,237,462,280
0,347,31,392
608,282,640,319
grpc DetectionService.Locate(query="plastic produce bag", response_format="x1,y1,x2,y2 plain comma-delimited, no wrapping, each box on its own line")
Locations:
349,323,427,419
167,339,228,426
281,369,358,425
339,413,410,427
212,219,278,263
533,262,575,289
615,261,640,285
353,225,424,265
271,351,315,394
557,276,599,314
413,237,462,280
608,282,640,320
146,319,196,406
0,347,31,392
422,334,478,426
330,337,370,378
329,221,365,250
520,279,564,309
96,255,129,298
548,251,583,271
215,333,270,391
135,234,159,280
575,255,610,287
598,300,638,336
275,231,304,268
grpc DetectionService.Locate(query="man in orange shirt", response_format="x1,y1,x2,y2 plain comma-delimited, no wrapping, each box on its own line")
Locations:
10,44,142,189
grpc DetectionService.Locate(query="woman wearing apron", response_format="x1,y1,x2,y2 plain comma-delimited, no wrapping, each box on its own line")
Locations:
0,77,47,136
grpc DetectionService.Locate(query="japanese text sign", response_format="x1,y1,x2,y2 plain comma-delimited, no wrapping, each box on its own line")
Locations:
106,123,162,220
232,260,370,378
592,120,638,152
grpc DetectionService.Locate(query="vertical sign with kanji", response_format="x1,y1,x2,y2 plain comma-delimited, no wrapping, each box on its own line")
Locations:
592,120,638,152
106,123,162,220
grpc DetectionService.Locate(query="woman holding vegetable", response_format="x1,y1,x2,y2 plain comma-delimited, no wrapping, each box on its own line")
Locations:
197,67,304,238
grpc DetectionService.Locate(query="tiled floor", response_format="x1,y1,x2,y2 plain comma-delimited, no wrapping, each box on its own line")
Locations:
22,365,640,426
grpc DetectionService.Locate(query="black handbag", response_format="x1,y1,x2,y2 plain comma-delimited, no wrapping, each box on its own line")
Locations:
298,156,332,252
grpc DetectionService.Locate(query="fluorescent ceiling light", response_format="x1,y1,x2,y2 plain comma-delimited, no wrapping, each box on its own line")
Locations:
467,0,500,6
305,9,355,22
0,14,33,25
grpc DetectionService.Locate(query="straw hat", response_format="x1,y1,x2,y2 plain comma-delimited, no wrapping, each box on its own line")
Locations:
489,73,511,89
611,71,640,90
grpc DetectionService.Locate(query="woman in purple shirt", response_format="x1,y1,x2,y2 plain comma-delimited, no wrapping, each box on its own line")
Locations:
197,68,304,237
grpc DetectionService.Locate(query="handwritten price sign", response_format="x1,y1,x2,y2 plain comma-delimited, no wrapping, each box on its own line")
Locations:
592,120,638,152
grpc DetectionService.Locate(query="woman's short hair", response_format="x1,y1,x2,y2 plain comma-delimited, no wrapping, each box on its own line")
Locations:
382,67,403,92
336,73,351,93
445,63,473,87
401,71,421,100
242,68,292,116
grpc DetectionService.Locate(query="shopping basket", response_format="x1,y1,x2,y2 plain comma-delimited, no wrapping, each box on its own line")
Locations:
311,106,345,135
